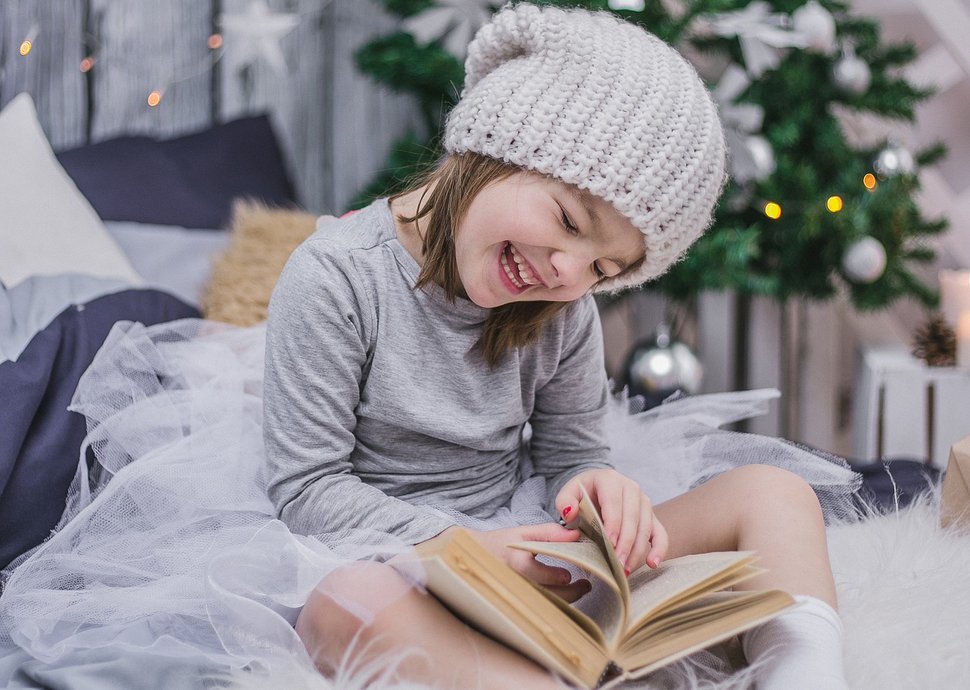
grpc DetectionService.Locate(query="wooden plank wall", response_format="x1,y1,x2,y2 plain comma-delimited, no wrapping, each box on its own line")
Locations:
0,0,422,214
0,0,862,457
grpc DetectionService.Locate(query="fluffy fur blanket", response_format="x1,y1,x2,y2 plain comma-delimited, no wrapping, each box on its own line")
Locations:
224,493,970,690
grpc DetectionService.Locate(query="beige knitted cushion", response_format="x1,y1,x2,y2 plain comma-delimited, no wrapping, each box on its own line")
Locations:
201,201,317,326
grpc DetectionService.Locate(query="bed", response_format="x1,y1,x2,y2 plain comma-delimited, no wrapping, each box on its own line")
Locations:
2,89,970,690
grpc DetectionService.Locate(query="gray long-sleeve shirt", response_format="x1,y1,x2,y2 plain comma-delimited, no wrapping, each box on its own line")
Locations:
262,199,612,545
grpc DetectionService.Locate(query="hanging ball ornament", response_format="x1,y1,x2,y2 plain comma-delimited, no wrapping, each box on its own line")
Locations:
745,135,776,181
842,237,887,283
622,324,703,409
791,1,837,54
833,50,871,95
874,142,916,178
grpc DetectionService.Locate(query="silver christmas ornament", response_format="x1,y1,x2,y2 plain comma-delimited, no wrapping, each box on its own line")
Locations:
791,1,836,54
622,324,703,408
874,142,916,178
842,237,887,283
833,50,871,94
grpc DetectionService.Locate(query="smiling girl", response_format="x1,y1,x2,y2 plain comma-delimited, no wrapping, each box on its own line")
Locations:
263,4,855,689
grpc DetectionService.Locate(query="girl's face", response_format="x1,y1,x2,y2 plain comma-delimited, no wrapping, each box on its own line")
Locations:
454,172,645,308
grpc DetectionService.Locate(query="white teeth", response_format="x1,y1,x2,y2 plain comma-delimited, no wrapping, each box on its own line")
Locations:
501,249,524,288
507,244,537,285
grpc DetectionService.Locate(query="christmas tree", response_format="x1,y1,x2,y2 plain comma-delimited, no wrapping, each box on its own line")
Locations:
354,0,946,313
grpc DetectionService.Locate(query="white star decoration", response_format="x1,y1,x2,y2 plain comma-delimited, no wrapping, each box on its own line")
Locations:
219,0,300,75
403,0,497,61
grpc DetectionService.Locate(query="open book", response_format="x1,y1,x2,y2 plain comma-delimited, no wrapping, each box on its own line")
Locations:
409,487,795,688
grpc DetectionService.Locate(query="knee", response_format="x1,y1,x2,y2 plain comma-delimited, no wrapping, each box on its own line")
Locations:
296,561,413,674
727,464,823,520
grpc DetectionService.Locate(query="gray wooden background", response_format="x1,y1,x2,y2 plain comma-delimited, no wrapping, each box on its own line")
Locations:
0,0,424,215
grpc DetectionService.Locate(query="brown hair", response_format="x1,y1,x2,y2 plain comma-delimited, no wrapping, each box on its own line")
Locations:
394,153,570,367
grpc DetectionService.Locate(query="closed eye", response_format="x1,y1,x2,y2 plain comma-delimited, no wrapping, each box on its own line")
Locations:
560,206,579,236
559,204,607,279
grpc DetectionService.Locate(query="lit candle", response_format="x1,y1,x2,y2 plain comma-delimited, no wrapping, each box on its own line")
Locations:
939,270,970,327
958,311,970,368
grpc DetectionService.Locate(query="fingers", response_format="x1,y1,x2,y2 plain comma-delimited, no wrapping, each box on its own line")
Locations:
518,522,581,543
555,479,584,527
509,551,592,603
612,483,644,574
514,556,575,588
586,472,666,574
544,579,592,604
646,517,669,569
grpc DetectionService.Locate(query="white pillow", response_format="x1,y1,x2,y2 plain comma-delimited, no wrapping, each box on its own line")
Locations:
0,93,142,288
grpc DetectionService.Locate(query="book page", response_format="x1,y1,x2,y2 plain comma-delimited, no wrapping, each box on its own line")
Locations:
616,589,795,675
624,552,757,635
576,486,631,610
410,529,611,689
510,538,625,646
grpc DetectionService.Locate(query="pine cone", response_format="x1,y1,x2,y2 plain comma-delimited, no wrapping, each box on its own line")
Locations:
912,313,956,366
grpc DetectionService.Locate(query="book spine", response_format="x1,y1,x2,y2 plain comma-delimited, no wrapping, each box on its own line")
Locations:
596,661,624,688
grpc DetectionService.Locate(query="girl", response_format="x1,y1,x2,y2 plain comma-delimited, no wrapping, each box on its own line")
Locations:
0,4,859,689
266,4,855,689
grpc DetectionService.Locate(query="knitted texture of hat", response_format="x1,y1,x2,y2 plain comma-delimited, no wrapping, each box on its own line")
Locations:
444,3,727,292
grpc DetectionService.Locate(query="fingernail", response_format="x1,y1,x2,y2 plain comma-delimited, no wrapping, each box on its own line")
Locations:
624,567,631,577
562,506,572,517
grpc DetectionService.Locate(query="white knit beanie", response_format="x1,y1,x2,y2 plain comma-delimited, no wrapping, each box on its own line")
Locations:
444,2,727,292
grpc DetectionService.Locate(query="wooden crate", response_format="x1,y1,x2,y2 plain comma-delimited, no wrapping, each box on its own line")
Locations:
853,347,970,470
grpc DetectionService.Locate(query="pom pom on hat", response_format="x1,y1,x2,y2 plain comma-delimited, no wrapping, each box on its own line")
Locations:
444,3,727,292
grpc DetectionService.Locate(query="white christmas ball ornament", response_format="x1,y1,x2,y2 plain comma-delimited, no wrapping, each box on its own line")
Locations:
745,135,776,180
833,52,871,94
792,1,837,54
842,237,887,283
608,0,646,10
874,143,915,178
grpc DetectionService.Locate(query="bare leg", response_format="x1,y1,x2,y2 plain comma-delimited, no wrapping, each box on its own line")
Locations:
655,465,847,689
653,464,837,608
296,561,570,689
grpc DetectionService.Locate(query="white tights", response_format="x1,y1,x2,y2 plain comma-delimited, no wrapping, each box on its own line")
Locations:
741,595,849,690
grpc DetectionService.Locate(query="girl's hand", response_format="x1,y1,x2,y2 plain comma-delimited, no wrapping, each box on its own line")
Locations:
459,524,592,602
556,469,668,576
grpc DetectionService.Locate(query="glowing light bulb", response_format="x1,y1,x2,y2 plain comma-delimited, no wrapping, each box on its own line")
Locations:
207,33,223,49
147,90,163,107
764,202,782,220
826,195,843,213
863,173,877,191
19,25,39,56
80,56,95,73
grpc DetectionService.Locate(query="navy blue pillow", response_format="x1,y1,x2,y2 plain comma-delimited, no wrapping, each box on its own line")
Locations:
0,290,199,571
56,115,296,229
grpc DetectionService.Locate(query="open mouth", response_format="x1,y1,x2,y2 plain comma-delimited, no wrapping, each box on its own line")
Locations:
500,242,541,290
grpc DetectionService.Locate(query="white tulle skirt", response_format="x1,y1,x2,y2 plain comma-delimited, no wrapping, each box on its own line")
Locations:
0,319,861,689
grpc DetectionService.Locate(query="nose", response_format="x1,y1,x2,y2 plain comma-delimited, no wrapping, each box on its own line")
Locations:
549,249,589,288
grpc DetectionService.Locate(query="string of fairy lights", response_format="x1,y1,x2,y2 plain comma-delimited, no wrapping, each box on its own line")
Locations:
760,171,876,221
11,0,332,110
758,139,913,228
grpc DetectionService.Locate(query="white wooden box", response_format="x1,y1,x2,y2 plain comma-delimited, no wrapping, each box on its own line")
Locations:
853,347,970,470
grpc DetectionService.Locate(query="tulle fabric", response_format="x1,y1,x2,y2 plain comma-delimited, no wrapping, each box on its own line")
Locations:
0,319,860,688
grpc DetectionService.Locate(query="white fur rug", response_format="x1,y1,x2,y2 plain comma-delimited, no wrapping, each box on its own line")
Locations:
229,493,970,690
